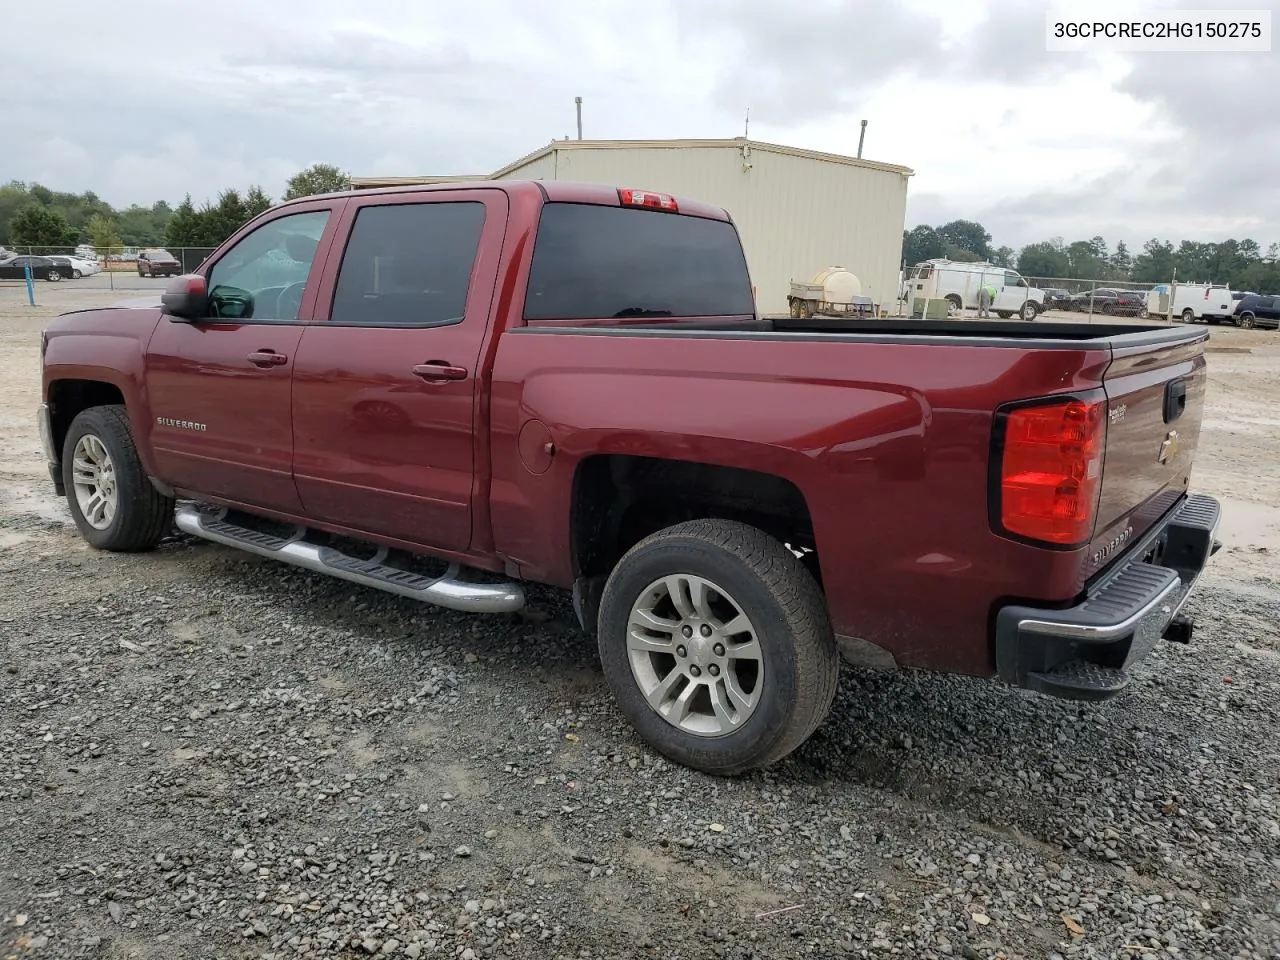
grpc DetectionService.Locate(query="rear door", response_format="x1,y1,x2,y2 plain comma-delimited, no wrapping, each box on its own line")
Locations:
144,200,343,512
1087,333,1207,571
289,189,507,552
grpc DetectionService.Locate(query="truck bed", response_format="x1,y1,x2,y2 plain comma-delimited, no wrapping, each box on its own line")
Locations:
524,315,1207,348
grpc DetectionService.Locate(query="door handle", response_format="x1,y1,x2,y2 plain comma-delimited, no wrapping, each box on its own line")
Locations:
412,362,468,382
247,350,288,367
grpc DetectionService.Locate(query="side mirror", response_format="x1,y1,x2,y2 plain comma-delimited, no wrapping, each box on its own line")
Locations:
161,274,208,321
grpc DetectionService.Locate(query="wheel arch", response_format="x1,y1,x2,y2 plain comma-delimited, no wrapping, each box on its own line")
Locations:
568,453,820,634
45,375,166,493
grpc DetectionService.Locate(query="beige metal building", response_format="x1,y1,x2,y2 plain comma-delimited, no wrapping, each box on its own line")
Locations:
353,138,914,316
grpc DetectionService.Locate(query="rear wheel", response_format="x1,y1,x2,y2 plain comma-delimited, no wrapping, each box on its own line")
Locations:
1181,308,1195,323
62,405,174,552
597,519,839,776
72,269,82,279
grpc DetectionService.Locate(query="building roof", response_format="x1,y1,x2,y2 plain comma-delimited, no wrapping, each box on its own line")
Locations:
351,137,914,189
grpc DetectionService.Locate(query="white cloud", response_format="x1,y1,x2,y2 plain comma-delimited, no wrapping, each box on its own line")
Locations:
0,0,1274,253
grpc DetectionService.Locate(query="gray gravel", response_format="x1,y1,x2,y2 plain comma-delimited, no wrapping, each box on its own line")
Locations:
2,501,1278,960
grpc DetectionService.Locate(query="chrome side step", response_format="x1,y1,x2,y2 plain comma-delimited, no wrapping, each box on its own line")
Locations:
174,504,525,614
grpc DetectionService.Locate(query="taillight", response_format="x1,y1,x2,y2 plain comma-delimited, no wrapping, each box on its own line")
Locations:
995,397,1105,547
618,188,679,212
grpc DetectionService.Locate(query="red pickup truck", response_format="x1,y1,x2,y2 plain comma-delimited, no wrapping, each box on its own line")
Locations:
38,180,1220,776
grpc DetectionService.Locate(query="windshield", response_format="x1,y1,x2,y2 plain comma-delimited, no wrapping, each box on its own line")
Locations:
524,203,755,320
150,250,176,260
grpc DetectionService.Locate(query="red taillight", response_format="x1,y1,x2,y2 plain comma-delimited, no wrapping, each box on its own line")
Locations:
618,188,679,212
997,398,1105,546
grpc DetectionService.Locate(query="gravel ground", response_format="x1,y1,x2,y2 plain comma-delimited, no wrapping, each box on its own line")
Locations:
2,287,1279,960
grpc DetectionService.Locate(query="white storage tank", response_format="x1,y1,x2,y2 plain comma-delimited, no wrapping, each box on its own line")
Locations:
808,266,862,303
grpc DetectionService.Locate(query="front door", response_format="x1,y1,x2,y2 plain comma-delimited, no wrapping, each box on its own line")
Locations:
995,270,1027,313
145,203,342,513
290,189,508,552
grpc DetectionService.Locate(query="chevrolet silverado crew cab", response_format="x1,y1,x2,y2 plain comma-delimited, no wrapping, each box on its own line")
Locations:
38,181,1221,776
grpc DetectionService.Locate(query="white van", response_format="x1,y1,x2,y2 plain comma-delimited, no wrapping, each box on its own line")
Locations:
1145,283,1234,324
904,259,1046,320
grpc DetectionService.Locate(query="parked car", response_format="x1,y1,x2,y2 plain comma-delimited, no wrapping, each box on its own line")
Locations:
0,255,65,281
1232,293,1280,330
1041,287,1073,311
46,255,101,279
1071,288,1147,316
137,249,182,277
38,180,1220,776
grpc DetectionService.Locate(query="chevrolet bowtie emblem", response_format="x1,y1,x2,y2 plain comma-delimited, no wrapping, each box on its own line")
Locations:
1158,430,1180,463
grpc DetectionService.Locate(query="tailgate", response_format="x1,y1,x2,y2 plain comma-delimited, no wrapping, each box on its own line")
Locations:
1089,334,1207,568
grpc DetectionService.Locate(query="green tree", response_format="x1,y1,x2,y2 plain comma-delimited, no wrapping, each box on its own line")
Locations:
283,163,350,201
85,213,123,253
1131,239,1176,283
1066,240,1108,280
0,181,30,245
1016,240,1071,280
1110,241,1132,277
245,186,273,219
990,245,1015,268
901,224,946,266
9,205,75,248
163,195,205,248
936,219,992,260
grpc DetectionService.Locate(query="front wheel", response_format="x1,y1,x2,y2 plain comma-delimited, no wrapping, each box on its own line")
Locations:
1238,313,1256,329
62,405,174,551
597,519,839,776
46,270,61,282
1021,300,1039,321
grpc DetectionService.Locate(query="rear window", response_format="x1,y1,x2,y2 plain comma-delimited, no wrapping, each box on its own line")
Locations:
523,203,755,321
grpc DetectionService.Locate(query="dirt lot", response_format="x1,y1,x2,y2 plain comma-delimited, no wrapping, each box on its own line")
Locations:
1,286,1278,960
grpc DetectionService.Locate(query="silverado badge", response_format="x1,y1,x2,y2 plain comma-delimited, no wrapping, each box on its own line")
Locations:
1158,429,1180,463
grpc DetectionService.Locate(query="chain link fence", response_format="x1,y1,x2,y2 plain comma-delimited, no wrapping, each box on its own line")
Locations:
0,245,216,290
1021,275,1169,322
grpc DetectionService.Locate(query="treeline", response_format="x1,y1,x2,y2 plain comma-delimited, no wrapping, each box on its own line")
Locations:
1,163,350,253
904,222,1280,291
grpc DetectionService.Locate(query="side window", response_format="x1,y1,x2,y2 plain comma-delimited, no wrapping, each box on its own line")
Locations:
1004,271,1024,287
330,201,486,327
205,210,330,321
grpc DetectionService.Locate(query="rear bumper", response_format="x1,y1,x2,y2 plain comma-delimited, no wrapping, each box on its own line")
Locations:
995,493,1221,701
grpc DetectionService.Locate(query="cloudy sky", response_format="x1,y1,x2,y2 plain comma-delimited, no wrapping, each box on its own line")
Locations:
2,0,1275,252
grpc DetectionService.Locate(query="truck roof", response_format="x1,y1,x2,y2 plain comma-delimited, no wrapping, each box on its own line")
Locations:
281,179,734,222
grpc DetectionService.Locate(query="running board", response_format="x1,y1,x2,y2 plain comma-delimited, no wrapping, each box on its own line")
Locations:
174,504,525,614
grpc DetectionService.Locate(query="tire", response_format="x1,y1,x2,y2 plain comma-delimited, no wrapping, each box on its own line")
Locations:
945,295,962,315
1021,301,1039,321
47,270,61,282
1238,313,1255,329
1182,308,1195,324
597,519,839,776
996,311,1012,319
72,269,82,279
62,405,174,552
